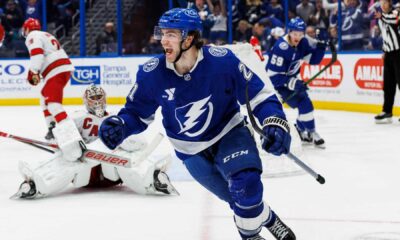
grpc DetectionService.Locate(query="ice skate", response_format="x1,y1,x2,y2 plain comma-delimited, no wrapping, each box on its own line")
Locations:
294,124,312,144
10,180,41,199
242,234,266,240
44,121,56,141
153,170,179,195
311,131,325,149
374,112,392,124
266,211,296,240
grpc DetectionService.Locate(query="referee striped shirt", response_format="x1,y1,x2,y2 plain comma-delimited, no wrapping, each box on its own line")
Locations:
378,9,400,52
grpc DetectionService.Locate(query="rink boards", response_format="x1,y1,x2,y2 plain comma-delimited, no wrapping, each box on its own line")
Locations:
0,50,398,115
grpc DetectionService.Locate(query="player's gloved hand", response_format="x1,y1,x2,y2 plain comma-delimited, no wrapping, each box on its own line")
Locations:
261,116,291,156
288,77,308,92
315,28,329,49
27,70,41,86
99,116,126,150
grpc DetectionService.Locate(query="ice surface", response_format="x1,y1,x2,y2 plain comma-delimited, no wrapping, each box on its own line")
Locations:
1,106,400,240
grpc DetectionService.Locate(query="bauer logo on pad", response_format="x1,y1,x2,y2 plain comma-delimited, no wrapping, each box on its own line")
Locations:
71,66,101,85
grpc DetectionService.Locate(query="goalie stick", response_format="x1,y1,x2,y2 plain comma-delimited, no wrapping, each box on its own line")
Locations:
244,84,326,184
0,130,165,169
283,40,337,104
0,130,132,168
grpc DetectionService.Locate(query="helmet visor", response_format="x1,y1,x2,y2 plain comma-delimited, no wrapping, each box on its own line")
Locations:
153,26,187,41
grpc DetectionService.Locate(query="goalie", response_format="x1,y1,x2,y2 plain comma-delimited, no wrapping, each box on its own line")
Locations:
12,85,178,199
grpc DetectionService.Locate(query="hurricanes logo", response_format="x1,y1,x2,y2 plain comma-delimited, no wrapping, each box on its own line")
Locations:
175,95,213,137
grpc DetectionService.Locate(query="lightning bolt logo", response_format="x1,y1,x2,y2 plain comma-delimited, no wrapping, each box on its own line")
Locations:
175,95,213,137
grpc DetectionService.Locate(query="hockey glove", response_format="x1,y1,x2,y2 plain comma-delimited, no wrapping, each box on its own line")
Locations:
261,116,291,156
288,77,308,92
27,70,41,86
315,28,329,49
99,116,126,150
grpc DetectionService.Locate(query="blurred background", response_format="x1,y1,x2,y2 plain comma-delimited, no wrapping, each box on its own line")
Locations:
0,0,395,58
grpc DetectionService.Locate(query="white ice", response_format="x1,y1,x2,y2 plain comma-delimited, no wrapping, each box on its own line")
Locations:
1,106,400,240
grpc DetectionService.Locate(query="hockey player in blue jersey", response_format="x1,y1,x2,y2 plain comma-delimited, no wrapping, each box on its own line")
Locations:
99,8,295,240
266,17,326,148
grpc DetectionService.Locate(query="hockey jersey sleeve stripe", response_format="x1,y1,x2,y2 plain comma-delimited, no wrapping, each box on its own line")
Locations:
42,58,72,78
43,109,51,117
54,111,68,123
30,48,44,56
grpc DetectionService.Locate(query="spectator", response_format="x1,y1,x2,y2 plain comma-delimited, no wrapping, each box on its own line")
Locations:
305,25,316,38
261,0,284,22
95,22,117,55
328,26,339,49
367,25,383,50
252,20,268,51
2,0,24,35
234,19,252,43
309,0,329,29
141,35,163,54
330,0,364,50
20,0,41,20
208,0,227,43
296,0,315,23
245,0,263,24
192,0,213,39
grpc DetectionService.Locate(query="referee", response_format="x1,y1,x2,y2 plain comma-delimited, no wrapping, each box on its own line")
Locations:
374,0,400,124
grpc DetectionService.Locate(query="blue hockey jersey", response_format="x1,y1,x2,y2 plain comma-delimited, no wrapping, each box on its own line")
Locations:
118,46,285,159
266,35,325,89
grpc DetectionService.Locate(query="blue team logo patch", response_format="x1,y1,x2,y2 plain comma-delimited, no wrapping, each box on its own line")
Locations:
175,95,213,138
209,47,228,57
279,42,289,50
143,58,159,72
71,66,101,85
184,9,198,18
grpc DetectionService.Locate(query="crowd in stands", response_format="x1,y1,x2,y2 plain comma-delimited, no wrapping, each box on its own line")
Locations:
143,0,400,54
0,0,399,57
0,0,79,58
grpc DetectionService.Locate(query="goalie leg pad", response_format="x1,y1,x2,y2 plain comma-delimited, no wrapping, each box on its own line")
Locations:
53,118,85,161
116,153,172,195
18,153,93,196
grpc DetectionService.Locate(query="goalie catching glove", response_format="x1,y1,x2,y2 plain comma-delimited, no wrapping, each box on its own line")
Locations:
261,116,291,156
99,115,126,150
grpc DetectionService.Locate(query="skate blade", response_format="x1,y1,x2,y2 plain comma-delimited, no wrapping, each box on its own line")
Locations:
9,192,23,200
375,118,393,124
314,143,326,149
167,184,180,196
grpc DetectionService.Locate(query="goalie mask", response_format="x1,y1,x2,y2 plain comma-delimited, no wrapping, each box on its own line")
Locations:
83,85,106,118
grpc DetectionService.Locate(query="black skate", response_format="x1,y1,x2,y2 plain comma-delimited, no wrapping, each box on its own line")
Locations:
375,112,392,124
242,234,266,240
153,170,180,195
266,211,296,240
45,121,56,140
10,180,40,199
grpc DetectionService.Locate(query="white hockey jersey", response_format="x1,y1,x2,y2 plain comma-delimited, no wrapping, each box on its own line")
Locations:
71,110,147,152
25,30,74,81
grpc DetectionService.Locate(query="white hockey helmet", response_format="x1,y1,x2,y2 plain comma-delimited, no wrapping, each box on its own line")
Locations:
83,84,106,117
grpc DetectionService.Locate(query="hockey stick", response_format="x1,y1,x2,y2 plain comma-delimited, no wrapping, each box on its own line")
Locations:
245,84,326,184
0,130,132,168
283,41,337,104
19,141,56,153
0,130,59,149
